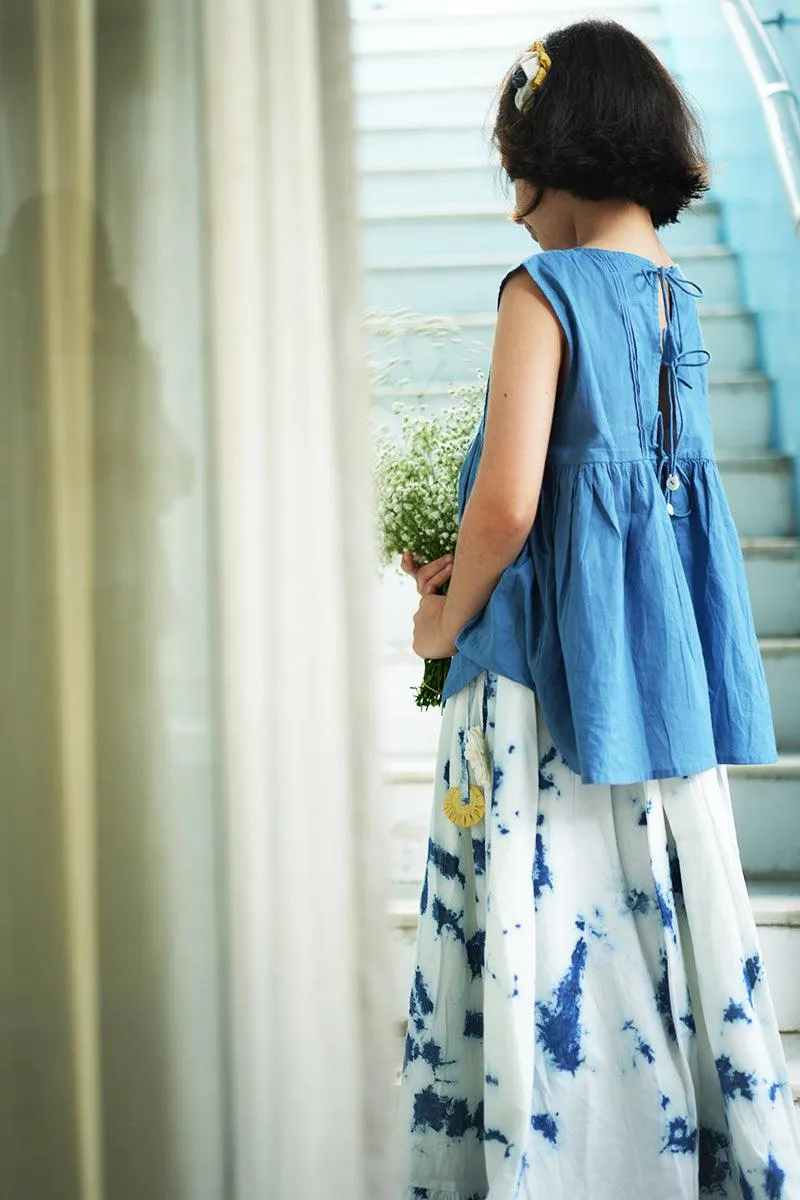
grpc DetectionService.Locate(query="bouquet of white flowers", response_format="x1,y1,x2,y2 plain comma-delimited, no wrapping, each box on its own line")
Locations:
372,379,485,709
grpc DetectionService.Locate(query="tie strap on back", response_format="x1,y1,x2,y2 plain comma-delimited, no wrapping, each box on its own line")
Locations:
641,264,711,519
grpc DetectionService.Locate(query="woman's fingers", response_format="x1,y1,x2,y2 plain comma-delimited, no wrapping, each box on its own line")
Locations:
423,563,453,594
400,550,454,593
400,549,416,574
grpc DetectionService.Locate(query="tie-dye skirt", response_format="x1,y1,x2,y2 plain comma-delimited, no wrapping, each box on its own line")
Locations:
394,668,800,1199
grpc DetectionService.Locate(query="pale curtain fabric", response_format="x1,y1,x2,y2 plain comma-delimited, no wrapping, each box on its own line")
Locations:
203,0,395,1198
0,0,393,1197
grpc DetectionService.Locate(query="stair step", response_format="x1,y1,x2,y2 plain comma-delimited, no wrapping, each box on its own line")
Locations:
358,124,497,168
379,753,800,786
747,883,800,1033
360,201,722,256
356,89,502,129
385,881,800,1037
726,757,800,875
738,539,800,637
353,41,672,93
363,244,741,307
370,369,794,531
356,89,760,133
359,164,510,213
749,881,800,927
374,367,771,446
350,0,715,26
353,9,663,54
353,39,674,92
368,308,760,386
375,637,800,763
381,754,800,786
704,371,773,446
759,640,800,752
352,0,655,15
376,535,799,640
390,1030,800,1101
784,1033,800,1103
379,748,800,878
354,66,750,128
354,16,664,56
711,453,796,538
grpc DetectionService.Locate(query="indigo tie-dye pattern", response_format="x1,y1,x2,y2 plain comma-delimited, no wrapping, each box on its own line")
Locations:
394,670,800,1199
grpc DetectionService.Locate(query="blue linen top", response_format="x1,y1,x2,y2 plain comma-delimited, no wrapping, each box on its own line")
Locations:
440,246,779,786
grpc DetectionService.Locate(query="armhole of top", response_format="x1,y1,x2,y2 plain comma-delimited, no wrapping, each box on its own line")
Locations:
496,256,574,388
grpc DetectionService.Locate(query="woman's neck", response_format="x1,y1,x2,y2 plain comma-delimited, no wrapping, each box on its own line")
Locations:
568,202,671,264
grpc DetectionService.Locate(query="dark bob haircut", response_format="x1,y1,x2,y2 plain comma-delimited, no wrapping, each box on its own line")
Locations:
492,19,710,228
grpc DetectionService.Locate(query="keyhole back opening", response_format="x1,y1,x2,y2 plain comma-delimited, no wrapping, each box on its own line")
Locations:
657,277,675,459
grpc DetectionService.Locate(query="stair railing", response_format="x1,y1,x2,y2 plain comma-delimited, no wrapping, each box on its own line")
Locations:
722,0,800,233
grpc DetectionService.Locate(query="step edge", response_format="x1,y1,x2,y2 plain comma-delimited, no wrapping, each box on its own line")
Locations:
378,636,800,668
388,1029,800,1091
738,536,800,557
356,67,669,96
354,34,662,56
373,369,769,391
362,159,495,175
760,636,800,653
386,889,800,927
370,308,747,327
362,201,721,220
365,247,734,265
366,297,754,322
714,450,793,468
358,118,495,132
355,2,659,26
381,753,800,783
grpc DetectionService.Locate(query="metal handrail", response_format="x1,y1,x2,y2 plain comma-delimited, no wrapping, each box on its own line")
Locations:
722,0,800,233
761,11,800,28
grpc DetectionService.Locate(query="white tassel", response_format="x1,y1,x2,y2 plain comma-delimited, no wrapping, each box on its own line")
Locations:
465,726,492,792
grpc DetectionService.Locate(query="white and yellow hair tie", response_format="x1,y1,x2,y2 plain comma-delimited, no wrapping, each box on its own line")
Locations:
511,41,552,113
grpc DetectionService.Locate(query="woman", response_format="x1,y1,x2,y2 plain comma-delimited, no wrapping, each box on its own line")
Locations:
394,17,800,1200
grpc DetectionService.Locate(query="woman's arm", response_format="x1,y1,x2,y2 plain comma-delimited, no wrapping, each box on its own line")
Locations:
439,265,564,647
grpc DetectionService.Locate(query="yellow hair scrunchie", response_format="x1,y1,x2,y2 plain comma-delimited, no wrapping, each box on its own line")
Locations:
513,41,552,113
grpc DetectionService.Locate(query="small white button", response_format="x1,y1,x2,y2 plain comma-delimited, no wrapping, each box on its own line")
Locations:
666,473,681,491
666,502,675,516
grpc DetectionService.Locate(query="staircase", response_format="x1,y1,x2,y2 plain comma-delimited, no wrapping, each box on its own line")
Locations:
352,0,800,1100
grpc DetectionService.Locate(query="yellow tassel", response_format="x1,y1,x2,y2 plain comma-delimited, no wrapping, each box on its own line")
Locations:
443,784,486,828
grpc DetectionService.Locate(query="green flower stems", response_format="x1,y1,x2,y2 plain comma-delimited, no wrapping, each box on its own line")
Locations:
412,579,452,710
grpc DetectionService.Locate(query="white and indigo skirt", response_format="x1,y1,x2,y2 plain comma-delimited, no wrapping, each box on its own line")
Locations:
394,669,800,1200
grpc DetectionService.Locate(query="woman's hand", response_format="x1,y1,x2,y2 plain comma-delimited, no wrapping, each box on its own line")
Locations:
400,549,453,595
400,550,459,660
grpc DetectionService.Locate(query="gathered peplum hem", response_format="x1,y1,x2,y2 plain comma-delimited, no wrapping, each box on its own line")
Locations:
447,453,779,786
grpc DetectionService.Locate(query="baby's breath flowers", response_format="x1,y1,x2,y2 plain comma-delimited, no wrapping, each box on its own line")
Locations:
373,382,485,709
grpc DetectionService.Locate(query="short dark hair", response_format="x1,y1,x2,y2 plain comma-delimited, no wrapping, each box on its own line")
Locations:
492,19,710,228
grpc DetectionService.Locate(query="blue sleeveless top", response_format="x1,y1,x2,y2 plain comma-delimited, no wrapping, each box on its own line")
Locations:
440,246,779,786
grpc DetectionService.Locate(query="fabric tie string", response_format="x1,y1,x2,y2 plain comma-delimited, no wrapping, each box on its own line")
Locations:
642,265,711,519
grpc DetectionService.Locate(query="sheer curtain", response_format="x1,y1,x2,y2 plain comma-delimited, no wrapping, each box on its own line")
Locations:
0,0,393,1197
